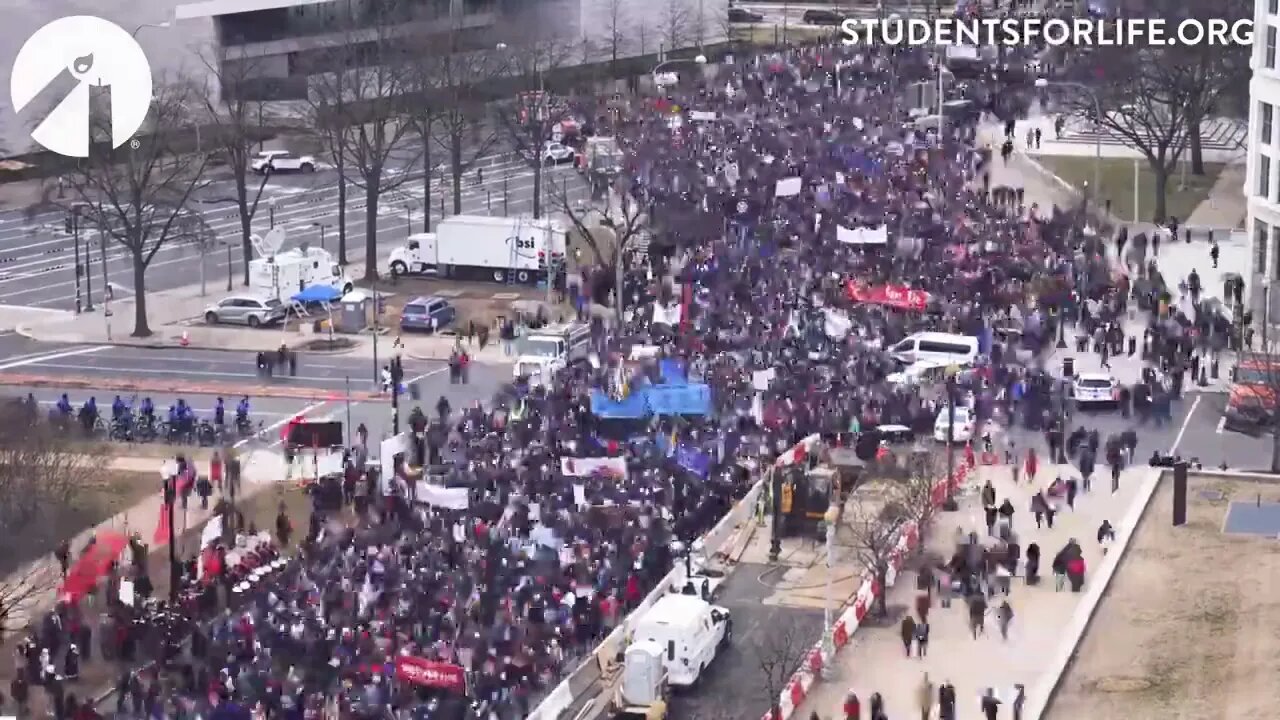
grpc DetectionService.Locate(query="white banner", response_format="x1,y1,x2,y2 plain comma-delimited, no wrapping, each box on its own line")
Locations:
837,224,889,245
946,44,979,61
752,368,776,391
380,433,412,486
201,515,224,548
560,456,628,478
689,111,718,121
823,309,854,339
774,177,802,197
652,304,682,325
414,484,469,510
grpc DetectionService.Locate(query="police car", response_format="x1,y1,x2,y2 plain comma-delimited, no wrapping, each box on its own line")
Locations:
1072,372,1120,407
933,405,975,443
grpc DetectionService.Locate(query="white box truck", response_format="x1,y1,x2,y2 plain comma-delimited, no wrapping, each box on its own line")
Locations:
513,323,592,385
386,215,566,284
626,594,731,688
248,246,354,303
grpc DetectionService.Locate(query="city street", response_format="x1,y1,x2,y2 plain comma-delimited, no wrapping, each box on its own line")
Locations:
0,152,587,309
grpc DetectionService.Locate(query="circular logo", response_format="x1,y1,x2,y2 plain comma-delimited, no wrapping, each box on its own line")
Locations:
736,201,749,215
11,16,153,158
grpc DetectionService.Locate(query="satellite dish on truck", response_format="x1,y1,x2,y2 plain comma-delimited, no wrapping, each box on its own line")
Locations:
251,226,287,260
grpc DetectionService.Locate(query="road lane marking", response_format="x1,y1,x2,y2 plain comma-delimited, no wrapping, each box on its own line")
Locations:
1169,395,1201,454
0,345,110,371
1215,415,1227,434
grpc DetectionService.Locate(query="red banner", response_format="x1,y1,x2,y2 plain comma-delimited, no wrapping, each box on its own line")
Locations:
395,657,466,692
845,281,930,312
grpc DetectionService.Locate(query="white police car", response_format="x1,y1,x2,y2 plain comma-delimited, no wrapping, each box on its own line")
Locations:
1072,372,1119,407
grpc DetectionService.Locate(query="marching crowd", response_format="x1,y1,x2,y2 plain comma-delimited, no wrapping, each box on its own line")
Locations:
0,18,1239,720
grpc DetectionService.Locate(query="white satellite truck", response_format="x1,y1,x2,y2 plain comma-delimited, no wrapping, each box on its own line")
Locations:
246,227,354,303
617,594,731,709
512,323,592,386
386,214,566,284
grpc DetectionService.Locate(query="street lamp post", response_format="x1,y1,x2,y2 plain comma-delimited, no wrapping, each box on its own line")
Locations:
1035,78,1102,209
820,504,838,680
269,198,277,228
312,222,330,250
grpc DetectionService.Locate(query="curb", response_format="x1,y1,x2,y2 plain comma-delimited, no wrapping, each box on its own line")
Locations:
15,321,334,354
0,374,384,402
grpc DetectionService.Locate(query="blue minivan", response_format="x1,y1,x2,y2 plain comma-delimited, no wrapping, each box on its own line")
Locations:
400,295,456,333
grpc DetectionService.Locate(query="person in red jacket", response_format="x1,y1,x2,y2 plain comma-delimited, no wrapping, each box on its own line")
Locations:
1025,447,1039,483
844,691,861,720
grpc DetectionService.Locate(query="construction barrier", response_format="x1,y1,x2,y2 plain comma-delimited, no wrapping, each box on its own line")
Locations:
762,464,972,720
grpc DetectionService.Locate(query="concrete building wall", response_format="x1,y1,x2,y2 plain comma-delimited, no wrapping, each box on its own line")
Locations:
1248,0,1280,322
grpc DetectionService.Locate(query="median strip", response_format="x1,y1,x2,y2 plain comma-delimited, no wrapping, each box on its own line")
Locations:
0,374,384,402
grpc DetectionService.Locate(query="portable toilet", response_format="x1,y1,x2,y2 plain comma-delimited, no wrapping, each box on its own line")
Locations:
337,290,371,333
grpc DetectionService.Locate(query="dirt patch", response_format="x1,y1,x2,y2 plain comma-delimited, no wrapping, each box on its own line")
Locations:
299,337,358,352
0,470,155,577
1046,476,1280,720
367,278,573,336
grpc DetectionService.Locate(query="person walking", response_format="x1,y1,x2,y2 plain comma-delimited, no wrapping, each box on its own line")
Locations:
997,600,1014,640
938,681,957,720
900,614,917,657
915,620,930,657
981,688,1002,720
918,673,935,720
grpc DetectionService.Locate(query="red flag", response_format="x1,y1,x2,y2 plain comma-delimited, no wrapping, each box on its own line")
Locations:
154,502,171,546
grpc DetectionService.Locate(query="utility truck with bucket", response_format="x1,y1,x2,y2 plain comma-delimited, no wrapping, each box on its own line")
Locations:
386,215,566,284
512,323,591,385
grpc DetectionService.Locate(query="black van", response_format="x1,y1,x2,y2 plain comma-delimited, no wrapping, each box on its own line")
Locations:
802,8,844,25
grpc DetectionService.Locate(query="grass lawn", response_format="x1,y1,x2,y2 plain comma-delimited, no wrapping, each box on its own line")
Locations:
732,24,839,46
1037,155,1224,224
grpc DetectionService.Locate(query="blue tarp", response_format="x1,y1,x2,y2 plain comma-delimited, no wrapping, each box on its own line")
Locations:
675,445,712,477
659,359,688,386
645,384,711,416
292,285,342,304
590,389,649,419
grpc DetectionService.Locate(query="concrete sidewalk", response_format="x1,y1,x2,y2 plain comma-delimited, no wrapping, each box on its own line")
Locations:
3,447,291,632
795,462,1159,720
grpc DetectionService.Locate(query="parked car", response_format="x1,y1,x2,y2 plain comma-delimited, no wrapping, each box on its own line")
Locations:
203,294,287,327
542,141,575,165
728,7,764,22
1072,372,1119,407
802,8,844,24
400,296,456,333
251,150,317,174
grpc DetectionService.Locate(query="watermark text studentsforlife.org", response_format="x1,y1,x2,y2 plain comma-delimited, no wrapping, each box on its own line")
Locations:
841,18,1253,47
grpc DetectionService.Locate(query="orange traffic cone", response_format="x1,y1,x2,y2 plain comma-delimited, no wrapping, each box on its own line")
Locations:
179,331,190,347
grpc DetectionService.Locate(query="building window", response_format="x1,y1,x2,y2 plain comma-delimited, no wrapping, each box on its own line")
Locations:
1273,226,1280,281
1264,103,1275,145
1260,154,1272,199
1269,26,1278,69
1273,0,1279,16
1257,222,1269,275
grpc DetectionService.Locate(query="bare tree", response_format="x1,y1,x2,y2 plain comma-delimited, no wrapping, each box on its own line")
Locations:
598,0,630,65
1059,49,1192,222
547,176,647,324
197,53,274,285
892,448,944,546
1174,0,1251,174
309,26,422,281
661,0,691,53
399,53,445,234
844,486,908,618
49,79,209,336
495,38,576,220
303,40,358,264
0,405,102,636
431,41,506,216
751,617,813,720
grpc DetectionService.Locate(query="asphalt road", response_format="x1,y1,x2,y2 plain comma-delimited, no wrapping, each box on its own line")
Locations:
670,562,824,720
1000,391,1274,472
0,153,587,309
0,340,515,443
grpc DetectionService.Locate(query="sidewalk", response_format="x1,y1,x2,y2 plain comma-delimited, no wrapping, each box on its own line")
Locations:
795,462,1159,720
3,448,290,632
6,279,510,363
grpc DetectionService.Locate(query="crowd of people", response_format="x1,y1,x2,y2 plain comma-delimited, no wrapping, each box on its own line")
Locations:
0,15,1242,720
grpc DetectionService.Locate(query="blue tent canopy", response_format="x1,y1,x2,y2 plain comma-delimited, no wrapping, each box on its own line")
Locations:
590,389,649,419
292,285,342,304
658,359,688,386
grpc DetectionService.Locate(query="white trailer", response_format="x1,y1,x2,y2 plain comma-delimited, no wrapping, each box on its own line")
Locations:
386,215,567,284
248,246,354,303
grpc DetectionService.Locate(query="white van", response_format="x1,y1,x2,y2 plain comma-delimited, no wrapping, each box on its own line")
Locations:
889,332,979,366
629,594,731,686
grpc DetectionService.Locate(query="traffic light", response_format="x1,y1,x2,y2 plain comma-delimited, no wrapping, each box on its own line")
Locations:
64,216,73,234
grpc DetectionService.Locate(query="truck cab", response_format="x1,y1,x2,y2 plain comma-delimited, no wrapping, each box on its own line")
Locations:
628,594,731,687
388,235,437,277
513,323,592,385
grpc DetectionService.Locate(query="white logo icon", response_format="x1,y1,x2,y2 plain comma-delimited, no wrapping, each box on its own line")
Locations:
11,16,153,158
